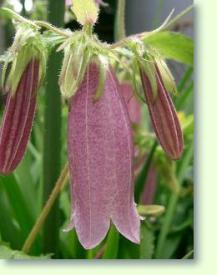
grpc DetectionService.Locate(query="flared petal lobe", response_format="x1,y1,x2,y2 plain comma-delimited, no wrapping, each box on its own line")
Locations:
0,59,39,174
68,62,140,249
140,68,183,160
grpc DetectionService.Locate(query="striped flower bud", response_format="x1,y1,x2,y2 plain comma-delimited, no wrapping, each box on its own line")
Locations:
140,60,183,160
67,61,140,249
0,25,46,174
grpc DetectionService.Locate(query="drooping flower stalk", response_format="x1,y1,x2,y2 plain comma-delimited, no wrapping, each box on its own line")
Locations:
67,61,140,249
140,63,183,160
0,59,40,174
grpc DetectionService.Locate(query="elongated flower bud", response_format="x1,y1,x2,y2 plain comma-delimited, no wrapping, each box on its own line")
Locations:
0,24,46,174
0,59,39,174
67,62,140,249
140,65,183,160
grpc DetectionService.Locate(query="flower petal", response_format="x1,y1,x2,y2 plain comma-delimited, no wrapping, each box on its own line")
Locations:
68,62,140,249
119,83,141,124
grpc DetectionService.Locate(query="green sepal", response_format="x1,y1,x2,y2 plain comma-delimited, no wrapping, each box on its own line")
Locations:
59,36,91,99
131,60,146,104
139,54,158,102
155,57,177,95
1,23,47,95
92,54,108,101
71,0,99,26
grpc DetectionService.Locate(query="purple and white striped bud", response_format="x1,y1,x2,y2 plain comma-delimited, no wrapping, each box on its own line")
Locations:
0,25,46,174
140,61,183,160
67,61,140,249
0,59,40,174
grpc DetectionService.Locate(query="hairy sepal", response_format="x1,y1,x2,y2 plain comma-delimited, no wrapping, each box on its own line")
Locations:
59,41,91,99
1,24,47,96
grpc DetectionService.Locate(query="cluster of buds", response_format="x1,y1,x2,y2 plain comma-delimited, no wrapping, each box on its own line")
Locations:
0,0,184,250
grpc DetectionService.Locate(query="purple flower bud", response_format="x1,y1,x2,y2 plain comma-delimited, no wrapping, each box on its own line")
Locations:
119,83,141,124
0,59,39,174
67,62,140,249
140,66,183,160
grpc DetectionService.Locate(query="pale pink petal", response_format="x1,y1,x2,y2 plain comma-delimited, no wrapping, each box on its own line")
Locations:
108,73,140,244
119,83,141,124
67,63,140,249
141,165,157,205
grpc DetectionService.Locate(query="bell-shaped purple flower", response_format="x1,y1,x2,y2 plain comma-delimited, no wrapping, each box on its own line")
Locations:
67,62,140,249
0,59,40,174
140,64,183,160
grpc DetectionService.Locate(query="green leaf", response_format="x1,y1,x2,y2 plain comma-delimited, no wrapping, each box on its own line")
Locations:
72,0,99,26
0,174,40,252
140,221,155,259
103,226,119,259
144,31,194,66
0,244,50,259
0,190,22,249
159,234,182,259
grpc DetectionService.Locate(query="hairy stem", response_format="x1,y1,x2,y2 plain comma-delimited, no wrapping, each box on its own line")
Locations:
114,0,126,41
110,5,193,49
155,141,194,258
22,164,69,255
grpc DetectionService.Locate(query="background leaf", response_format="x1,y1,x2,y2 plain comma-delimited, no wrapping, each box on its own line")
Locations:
144,31,194,66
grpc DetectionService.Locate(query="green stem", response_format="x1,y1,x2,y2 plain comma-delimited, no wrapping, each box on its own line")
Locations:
155,141,194,258
176,81,194,110
114,0,126,41
22,164,69,255
163,4,193,30
182,249,194,259
110,5,193,48
34,20,71,37
0,7,38,28
177,67,193,93
42,0,65,257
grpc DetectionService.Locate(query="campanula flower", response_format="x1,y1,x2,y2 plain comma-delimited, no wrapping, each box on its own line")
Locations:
67,61,140,249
